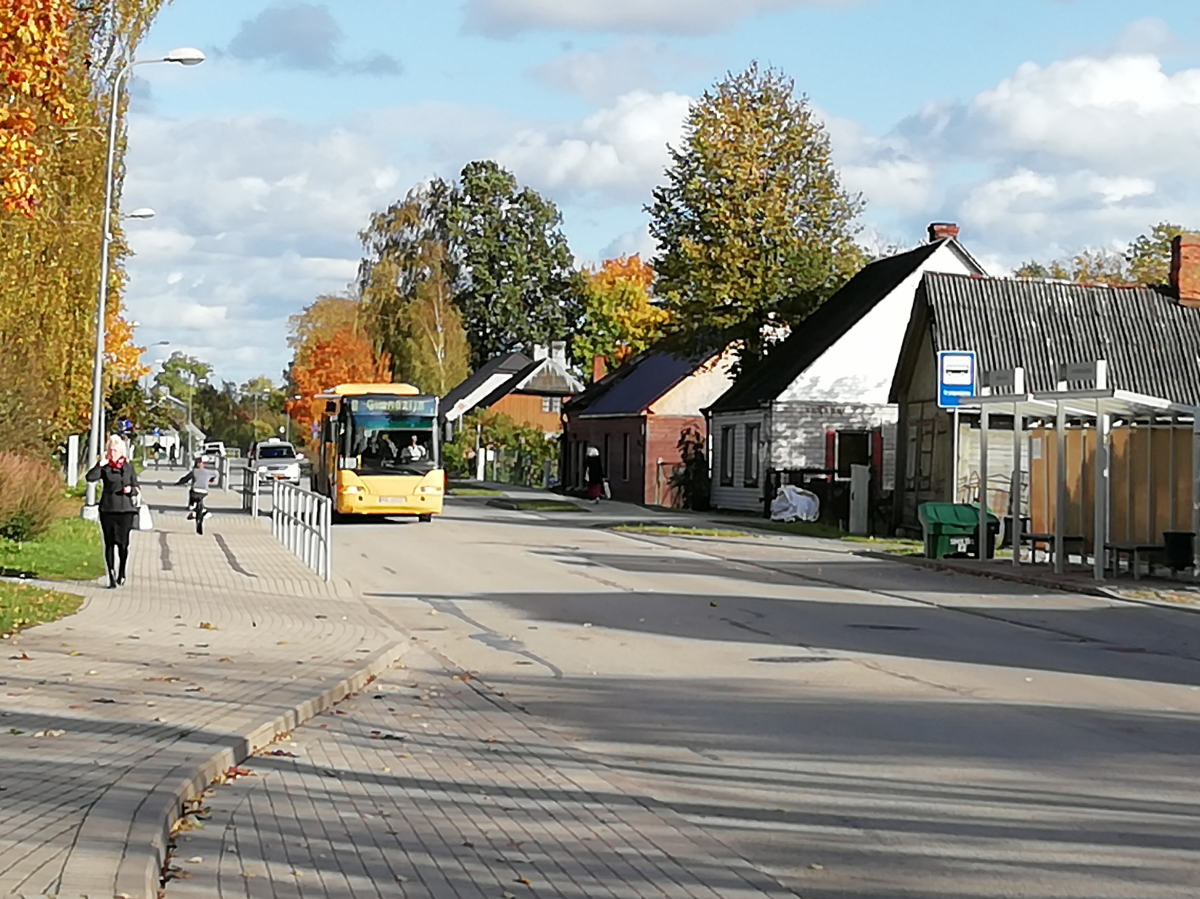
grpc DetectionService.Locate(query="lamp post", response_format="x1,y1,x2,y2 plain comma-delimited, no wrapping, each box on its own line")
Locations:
186,373,207,461
84,47,205,520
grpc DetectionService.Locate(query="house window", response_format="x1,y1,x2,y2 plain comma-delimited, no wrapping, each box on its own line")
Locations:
541,396,562,414
743,424,760,487
622,433,631,481
720,426,735,486
603,433,610,476
836,431,871,479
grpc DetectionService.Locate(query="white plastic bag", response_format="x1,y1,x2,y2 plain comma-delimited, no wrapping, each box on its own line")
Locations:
136,504,154,531
769,484,820,523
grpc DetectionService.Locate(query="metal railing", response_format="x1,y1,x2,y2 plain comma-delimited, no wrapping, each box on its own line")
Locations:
241,467,262,517
271,480,332,581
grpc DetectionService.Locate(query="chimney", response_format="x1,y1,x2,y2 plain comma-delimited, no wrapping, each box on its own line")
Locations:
928,222,960,243
532,344,549,361
592,354,607,383
1170,234,1200,308
549,340,568,367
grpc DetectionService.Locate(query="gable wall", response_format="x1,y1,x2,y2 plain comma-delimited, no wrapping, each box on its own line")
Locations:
776,244,976,405
648,355,736,416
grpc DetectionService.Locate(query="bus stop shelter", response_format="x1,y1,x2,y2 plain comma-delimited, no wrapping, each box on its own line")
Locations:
973,361,1200,580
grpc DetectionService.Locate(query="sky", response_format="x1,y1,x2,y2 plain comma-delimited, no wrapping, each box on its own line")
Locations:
123,0,1200,386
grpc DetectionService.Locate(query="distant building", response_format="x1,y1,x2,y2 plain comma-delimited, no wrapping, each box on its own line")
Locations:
706,225,984,516
442,341,584,438
562,348,735,507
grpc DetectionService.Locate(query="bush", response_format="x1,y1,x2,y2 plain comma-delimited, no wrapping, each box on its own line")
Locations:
0,453,70,543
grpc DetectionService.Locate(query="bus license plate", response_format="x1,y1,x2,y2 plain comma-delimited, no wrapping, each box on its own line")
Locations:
381,497,405,504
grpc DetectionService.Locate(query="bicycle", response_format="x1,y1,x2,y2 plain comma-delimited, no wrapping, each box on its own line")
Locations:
188,490,210,535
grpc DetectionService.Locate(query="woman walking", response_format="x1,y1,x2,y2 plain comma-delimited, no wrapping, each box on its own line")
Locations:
584,445,606,504
85,434,140,589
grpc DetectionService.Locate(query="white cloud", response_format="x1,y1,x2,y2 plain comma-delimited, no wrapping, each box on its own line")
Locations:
530,39,704,102
496,90,691,201
463,0,850,36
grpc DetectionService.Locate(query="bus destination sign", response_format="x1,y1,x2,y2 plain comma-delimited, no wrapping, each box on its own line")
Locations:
353,396,438,416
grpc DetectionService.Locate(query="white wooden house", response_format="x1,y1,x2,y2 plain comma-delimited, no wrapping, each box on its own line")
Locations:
707,225,985,513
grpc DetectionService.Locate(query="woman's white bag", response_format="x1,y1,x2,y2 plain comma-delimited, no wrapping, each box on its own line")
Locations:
136,504,154,531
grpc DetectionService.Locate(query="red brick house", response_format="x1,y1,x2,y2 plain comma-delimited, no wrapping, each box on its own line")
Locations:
561,349,734,507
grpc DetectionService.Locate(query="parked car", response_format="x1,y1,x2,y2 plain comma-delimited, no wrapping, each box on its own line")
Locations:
199,441,227,465
248,438,302,484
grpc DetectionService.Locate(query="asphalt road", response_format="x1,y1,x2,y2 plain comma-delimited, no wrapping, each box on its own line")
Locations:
334,497,1200,899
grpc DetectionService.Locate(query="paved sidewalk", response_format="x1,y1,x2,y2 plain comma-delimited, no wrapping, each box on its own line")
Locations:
0,481,405,899
165,646,791,899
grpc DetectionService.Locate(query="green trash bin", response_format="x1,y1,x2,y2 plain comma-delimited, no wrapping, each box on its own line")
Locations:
918,503,1000,559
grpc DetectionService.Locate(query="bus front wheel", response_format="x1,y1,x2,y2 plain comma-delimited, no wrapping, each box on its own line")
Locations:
418,514,433,523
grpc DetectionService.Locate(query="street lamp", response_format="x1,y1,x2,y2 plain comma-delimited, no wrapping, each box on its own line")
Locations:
84,47,205,520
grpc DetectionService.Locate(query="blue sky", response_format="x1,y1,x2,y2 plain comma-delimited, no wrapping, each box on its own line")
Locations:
123,0,1200,384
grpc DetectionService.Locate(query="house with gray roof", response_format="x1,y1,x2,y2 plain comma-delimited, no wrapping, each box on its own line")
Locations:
706,225,985,515
890,263,1200,529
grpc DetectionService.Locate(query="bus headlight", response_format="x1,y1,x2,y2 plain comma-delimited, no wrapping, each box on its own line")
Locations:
340,485,363,494
418,485,442,494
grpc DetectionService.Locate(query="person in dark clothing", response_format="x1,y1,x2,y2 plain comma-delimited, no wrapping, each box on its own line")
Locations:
176,459,217,522
85,434,140,589
584,445,606,503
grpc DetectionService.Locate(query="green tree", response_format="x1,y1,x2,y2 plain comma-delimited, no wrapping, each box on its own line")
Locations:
1127,222,1192,285
359,185,470,393
445,160,585,367
154,353,212,408
649,62,864,365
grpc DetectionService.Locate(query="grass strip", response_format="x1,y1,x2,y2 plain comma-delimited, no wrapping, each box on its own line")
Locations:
449,488,504,497
488,498,585,512
0,517,105,581
614,524,751,539
0,582,83,637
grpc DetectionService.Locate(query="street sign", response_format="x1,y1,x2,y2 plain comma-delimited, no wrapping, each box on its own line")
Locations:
937,350,977,408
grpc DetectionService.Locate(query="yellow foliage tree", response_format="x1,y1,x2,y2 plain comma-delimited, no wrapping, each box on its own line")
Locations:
576,255,668,367
0,0,74,215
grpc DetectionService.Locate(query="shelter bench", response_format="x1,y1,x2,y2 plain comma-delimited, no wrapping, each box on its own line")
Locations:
1019,532,1085,565
1105,542,1164,581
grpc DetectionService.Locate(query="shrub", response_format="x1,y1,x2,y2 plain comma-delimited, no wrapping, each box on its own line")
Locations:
0,453,70,543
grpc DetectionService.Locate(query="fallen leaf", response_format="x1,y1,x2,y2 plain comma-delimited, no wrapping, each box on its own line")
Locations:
8,728,23,735
92,698,115,704
11,653,30,661
198,622,217,630
218,658,233,663
187,856,203,864
515,877,531,885
809,863,824,871
33,730,66,738
69,650,82,656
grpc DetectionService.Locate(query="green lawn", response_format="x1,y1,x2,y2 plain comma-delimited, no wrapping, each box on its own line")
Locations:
0,582,83,637
614,524,751,539
0,516,105,581
449,488,504,497
717,518,847,539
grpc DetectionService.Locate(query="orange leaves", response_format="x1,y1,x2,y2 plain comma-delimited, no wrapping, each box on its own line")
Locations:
287,323,392,438
0,0,74,215
577,254,668,365
104,313,149,383
591,254,654,293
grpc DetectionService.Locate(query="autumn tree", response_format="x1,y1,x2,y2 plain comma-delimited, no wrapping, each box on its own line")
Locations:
649,62,864,366
1014,222,1198,287
444,161,586,368
0,0,74,215
0,1,172,452
576,255,668,368
358,185,470,394
285,297,392,441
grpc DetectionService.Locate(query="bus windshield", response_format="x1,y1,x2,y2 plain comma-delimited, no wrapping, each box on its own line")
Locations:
345,395,438,475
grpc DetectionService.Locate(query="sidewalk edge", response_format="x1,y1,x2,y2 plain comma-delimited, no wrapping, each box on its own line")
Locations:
110,639,411,899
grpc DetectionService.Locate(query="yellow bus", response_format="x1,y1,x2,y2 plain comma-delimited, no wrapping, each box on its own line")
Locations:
311,383,444,520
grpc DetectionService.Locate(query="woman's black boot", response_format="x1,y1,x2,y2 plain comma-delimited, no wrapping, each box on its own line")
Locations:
107,568,117,589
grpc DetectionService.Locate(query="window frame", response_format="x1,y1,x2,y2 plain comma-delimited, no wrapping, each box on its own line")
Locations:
719,426,735,487
743,424,760,487
622,432,631,481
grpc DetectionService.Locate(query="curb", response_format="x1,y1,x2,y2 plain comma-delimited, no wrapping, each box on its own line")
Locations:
50,640,411,899
863,550,1200,615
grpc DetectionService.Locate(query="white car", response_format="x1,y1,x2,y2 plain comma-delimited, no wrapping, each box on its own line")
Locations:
200,441,226,465
249,439,302,484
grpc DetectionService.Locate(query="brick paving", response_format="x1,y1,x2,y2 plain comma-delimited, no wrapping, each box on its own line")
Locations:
164,646,792,899
0,478,405,899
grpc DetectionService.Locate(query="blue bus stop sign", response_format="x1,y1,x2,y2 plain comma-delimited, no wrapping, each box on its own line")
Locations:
937,350,977,408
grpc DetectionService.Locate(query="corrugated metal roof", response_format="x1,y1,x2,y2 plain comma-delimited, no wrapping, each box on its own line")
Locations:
708,240,953,413
922,273,1200,404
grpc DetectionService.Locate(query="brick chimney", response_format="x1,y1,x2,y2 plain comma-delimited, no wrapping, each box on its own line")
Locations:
1170,234,1200,308
927,222,960,243
592,354,607,383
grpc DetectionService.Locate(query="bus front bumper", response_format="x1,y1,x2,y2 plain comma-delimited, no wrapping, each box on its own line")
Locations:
336,492,443,516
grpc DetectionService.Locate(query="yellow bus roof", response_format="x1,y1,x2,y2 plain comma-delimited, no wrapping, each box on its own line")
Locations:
323,383,420,397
